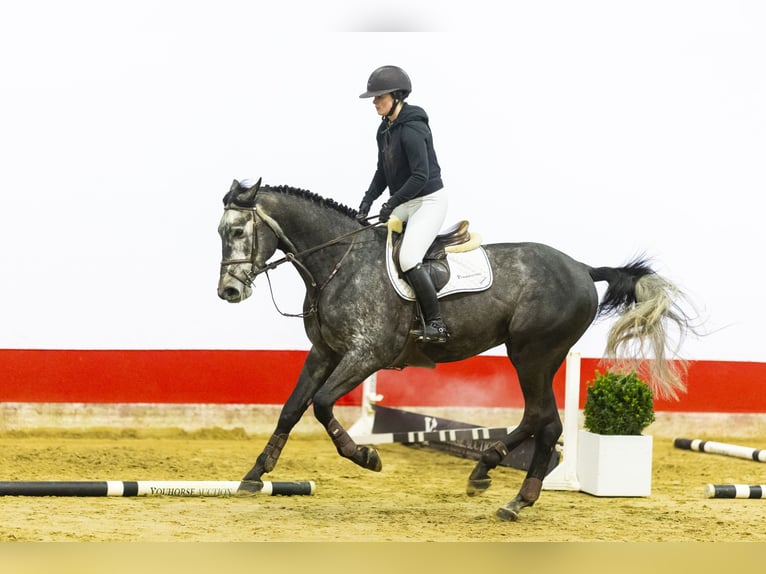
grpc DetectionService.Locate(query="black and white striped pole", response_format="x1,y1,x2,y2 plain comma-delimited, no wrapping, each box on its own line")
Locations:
674,438,766,462
0,480,315,497
705,484,766,499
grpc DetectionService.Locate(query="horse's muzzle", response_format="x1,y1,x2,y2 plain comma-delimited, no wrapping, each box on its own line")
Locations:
217,283,252,303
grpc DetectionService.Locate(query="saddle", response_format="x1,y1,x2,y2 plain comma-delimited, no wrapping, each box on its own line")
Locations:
390,219,476,291
385,216,489,370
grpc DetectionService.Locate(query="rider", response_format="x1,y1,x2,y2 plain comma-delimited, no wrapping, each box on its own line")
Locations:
356,65,449,344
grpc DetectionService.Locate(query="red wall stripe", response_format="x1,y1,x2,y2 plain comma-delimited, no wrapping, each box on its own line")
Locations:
0,350,309,405
1,350,765,413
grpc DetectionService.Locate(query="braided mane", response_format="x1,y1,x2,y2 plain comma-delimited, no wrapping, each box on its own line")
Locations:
263,184,359,219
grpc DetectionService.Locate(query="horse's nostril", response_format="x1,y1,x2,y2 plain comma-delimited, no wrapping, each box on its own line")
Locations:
221,287,241,301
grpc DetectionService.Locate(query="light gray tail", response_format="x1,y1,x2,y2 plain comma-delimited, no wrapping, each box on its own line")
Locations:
590,261,698,400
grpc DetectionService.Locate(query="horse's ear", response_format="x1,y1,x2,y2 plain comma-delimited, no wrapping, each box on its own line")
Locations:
230,179,242,192
248,177,262,192
238,177,261,204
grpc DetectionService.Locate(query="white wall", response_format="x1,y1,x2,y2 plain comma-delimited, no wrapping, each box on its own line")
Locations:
1,1,764,361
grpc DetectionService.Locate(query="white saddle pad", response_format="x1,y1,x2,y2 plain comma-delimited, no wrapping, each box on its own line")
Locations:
386,237,493,301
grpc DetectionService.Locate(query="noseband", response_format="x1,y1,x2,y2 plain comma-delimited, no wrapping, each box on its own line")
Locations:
219,205,279,288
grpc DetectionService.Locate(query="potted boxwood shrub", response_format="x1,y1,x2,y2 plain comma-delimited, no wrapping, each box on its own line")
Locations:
576,370,655,496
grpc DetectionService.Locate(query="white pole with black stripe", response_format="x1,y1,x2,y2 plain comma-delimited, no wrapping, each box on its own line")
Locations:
674,438,766,462
705,484,766,499
0,480,315,497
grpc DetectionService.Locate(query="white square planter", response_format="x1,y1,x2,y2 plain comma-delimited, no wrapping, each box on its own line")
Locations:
576,429,653,497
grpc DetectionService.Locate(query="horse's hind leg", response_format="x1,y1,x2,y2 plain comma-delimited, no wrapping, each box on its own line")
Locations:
466,406,560,499
467,348,563,521
243,347,337,481
467,427,527,496
494,416,561,521
496,357,563,521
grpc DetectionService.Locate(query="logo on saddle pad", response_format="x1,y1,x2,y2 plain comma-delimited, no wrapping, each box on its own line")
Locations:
386,217,493,301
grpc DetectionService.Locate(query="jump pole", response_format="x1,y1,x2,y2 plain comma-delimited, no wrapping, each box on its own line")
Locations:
347,375,515,446
0,480,315,497
674,438,766,462
347,374,383,437
353,425,517,445
542,351,582,491
705,484,766,499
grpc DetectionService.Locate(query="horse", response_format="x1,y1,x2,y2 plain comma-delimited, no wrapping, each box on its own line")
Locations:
217,178,694,521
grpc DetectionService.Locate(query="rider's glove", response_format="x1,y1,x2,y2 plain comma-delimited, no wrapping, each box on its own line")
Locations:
356,197,372,221
378,202,393,223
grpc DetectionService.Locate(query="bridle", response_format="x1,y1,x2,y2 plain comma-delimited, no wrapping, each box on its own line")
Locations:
219,205,287,287
220,203,383,317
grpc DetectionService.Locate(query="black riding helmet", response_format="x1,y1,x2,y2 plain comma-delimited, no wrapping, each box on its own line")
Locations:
359,65,412,99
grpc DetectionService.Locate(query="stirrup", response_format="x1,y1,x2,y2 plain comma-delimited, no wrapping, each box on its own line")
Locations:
411,320,450,344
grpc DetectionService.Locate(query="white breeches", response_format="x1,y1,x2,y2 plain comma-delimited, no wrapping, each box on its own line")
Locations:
391,188,448,272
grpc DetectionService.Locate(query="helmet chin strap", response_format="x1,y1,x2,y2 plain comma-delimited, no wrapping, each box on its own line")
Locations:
386,98,402,119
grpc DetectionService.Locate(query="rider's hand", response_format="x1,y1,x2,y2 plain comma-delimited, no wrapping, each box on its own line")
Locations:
379,202,393,223
356,198,372,221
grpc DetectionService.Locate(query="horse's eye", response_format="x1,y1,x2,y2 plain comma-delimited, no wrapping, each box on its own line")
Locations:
232,228,245,239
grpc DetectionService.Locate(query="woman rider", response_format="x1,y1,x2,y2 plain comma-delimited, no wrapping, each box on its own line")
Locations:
356,65,449,344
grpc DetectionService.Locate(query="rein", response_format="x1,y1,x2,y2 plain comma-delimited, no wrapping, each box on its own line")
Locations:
220,205,384,317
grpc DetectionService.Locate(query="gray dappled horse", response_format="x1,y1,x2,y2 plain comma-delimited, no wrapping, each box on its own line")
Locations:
217,178,694,521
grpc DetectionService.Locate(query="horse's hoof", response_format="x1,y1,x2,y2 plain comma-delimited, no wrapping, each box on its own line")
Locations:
496,494,534,521
242,468,262,482
235,480,264,497
466,478,492,496
362,446,382,472
352,446,382,472
495,503,520,522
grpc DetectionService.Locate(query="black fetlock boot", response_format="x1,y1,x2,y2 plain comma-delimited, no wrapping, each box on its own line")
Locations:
404,263,450,344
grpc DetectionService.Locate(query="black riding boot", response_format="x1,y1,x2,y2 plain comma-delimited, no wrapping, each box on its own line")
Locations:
404,263,449,343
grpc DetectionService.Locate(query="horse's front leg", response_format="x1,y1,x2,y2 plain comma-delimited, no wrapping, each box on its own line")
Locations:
243,347,337,481
323,417,382,472
311,356,384,473
243,433,288,482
